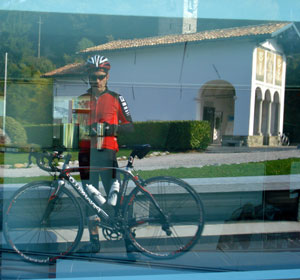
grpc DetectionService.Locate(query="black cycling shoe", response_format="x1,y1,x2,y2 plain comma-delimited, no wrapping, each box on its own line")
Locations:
77,233,101,253
77,240,101,253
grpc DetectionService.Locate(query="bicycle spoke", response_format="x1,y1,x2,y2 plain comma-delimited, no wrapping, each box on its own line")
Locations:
4,181,84,263
169,225,187,249
124,176,204,259
9,227,39,243
44,229,57,244
146,225,163,252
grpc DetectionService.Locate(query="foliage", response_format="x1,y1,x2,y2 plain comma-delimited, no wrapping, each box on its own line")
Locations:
6,78,53,125
0,116,27,144
166,121,211,151
0,12,56,126
284,55,300,142
284,88,300,143
265,158,300,176
118,120,211,151
76,37,95,52
24,124,58,147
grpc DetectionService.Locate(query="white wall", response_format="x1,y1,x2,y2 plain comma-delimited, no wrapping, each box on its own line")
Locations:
107,40,255,135
54,39,256,135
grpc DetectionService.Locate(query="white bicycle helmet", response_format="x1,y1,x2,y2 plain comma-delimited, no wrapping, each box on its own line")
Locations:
86,55,111,72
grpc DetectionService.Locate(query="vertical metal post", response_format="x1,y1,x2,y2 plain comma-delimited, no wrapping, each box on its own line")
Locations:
3,52,8,136
38,16,42,58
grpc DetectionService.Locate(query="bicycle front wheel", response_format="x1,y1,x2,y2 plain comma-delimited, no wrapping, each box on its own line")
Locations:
3,181,84,264
123,176,204,259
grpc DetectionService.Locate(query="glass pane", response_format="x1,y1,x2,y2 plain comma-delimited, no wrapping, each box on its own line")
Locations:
1,1,300,279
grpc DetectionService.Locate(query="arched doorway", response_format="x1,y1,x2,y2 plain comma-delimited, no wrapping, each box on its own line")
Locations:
198,80,235,143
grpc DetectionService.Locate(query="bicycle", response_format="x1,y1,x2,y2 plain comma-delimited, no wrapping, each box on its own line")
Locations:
3,144,205,264
278,132,290,146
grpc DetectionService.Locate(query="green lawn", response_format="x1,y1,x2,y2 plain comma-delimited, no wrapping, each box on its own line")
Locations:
2,149,133,166
2,155,300,184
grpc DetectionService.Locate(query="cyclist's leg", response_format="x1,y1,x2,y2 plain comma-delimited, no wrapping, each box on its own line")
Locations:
78,147,101,252
95,149,137,258
95,149,118,195
98,150,120,206
79,147,91,189
79,149,116,253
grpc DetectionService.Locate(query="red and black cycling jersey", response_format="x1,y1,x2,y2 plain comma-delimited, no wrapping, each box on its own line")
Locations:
74,88,133,151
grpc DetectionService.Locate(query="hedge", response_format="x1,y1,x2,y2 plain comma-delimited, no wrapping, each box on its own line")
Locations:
24,123,79,149
118,120,211,151
24,124,60,148
23,121,211,151
0,116,27,145
166,121,211,151
118,121,169,150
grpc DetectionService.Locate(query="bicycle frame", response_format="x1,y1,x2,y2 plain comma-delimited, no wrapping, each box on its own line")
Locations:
28,144,170,234
54,165,169,232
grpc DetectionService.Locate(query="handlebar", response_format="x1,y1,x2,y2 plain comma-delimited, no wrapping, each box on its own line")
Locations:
28,144,151,173
28,148,72,173
122,144,151,168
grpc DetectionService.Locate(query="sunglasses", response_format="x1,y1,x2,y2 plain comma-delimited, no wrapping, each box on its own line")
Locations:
89,74,107,81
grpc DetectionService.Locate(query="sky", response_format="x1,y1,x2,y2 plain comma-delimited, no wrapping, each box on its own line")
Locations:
0,0,299,22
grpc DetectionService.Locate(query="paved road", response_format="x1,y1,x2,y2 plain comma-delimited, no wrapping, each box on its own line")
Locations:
2,145,300,177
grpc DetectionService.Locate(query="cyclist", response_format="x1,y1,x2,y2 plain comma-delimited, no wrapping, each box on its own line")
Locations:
76,55,133,253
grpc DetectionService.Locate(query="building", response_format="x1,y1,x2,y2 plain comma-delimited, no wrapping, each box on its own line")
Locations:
43,22,300,146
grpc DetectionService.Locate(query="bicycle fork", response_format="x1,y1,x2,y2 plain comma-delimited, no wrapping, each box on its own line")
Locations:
136,183,172,236
40,180,64,225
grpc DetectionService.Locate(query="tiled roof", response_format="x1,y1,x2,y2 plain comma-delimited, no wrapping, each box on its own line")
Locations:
42,62,85,78
80,22,290,53
43,22,291,78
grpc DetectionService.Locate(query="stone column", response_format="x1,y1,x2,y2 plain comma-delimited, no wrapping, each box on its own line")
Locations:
197,98,203,121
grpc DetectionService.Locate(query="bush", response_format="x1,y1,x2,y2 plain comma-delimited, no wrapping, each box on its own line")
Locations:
24,124,62,148
0,116,27,145
118,121,170,150
166,121,211,151
118,120,211,151
24,123,78,149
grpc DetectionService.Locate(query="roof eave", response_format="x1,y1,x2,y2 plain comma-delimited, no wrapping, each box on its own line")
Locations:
41,73,87,79
82,34,272,54
271,22,300,39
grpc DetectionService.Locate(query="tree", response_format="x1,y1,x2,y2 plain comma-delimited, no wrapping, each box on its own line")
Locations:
284,54,300,142
6,76,53,125
76,37,95,52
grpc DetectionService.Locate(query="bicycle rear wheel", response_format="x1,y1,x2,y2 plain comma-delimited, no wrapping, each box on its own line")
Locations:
3,181,84,264
123,176,204,259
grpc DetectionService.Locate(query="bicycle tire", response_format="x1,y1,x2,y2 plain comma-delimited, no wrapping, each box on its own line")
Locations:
3,181,84,264
123,176,205,259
